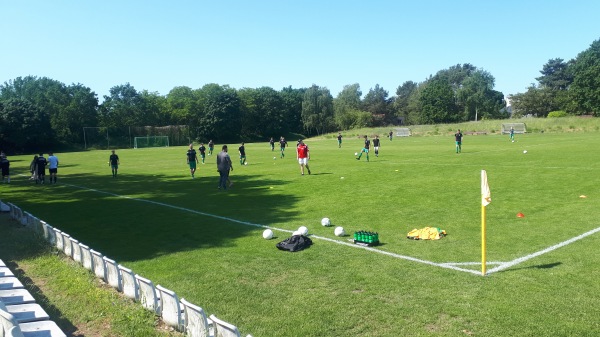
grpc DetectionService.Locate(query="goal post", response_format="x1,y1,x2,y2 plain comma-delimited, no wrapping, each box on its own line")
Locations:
501,123,527,134
395,128,412,137
133,136,170,149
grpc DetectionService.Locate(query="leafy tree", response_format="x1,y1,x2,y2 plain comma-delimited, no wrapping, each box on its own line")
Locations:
333,83,365,129
537,58,574,90
280,86,305,134
301,85,334,136
457,70,505,121
393,81,418,123
166,86,197,125
56,83,99,144
195,84,241,142
99,83,142,128
238,87,285,139
418,79,457,124
139,90,169,126
509,85,558,117
362,84,392,125
568,39,600,115
0,98,53,153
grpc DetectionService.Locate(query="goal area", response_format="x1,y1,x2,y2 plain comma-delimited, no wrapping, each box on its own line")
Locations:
395,128,412,137
501,123,527,134
134,136,170,149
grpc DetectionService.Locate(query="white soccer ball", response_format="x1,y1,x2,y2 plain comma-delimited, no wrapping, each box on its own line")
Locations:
321,217,331,227
354,152,358,156
245,162,248,165
511,140,515,143
262,229,273,240
334,226,345,237
298,226,308,236
273,157,276,160
523,150,527,154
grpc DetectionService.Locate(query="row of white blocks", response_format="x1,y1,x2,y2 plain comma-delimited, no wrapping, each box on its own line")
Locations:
5,201,252,337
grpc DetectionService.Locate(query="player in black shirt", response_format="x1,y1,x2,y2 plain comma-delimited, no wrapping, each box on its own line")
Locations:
198,143,206,164
356,135,370,162
109,150,120,178
208,140,214,155
36,153,47,184
186,144,199,178
337,133,342,148
279,137,288,158
455,129,463,153
239,142,246,165
269,137,275,151
0,154,10,183
372,135,381,157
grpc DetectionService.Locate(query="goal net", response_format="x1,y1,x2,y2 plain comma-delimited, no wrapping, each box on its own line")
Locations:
395,128,412,137
134,136,170,149
501,123,527,134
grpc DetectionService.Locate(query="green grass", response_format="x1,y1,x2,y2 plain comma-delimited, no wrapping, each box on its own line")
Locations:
2,125,600,336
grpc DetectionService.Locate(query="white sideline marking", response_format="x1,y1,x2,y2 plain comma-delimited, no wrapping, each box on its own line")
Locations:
53,181,600,277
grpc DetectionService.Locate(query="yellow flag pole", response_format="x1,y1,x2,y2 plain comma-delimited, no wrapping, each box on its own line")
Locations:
481,203,487,276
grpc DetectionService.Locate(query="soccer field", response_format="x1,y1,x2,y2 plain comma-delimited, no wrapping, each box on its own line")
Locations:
2,132,600,336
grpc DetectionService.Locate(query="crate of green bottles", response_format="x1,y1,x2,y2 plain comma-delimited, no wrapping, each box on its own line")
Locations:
353,230,380,246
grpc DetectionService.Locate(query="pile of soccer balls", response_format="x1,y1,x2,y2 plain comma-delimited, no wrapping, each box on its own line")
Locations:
261,217,345,239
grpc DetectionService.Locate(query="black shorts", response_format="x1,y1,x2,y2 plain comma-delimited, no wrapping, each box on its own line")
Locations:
49,168,57,174
1,168,8,176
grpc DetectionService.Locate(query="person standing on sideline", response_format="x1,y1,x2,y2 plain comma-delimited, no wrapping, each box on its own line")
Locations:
269,137,275,151
389,130,393,141
198,143,206,164
186,144,199,179
217,145,233,190
337,133,343,148
356,135,370,161
239,142,247,165
296,139,311,175
0,154,10,183
29,155,38,180
36,153,47,184
279,137,288,158
208,140,214,156
109,150,120,178
373,135,381,157
509,126,515,142
455,129,463,153
47,152,59,184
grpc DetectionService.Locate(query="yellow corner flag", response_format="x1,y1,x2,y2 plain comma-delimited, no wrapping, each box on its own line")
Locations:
481,170,491,275
481,170,491,206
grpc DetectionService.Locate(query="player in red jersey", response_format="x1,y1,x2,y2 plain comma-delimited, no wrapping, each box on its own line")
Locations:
296,139,311,175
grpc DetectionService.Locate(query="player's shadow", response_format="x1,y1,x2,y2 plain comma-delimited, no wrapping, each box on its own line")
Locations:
309,172,333,176
500,262,562,274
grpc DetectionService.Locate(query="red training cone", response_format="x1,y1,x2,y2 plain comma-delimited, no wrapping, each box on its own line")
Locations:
516,212,525,218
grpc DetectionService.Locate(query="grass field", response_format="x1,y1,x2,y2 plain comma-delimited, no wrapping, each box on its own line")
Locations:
2,127,600,336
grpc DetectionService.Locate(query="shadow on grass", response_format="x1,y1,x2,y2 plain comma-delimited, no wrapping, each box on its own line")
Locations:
2,171,302,263
0,218,79,336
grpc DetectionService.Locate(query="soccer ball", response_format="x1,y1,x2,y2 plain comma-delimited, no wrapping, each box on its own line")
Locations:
298,226,308,236
354,152,358,156
511,140,515,143
273,157,276,160
334,226,345,237
262,229,273,240
523,150,527,154
321,217,331,227
245,162,248,165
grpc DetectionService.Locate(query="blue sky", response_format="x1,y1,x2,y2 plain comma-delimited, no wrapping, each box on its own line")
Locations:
1,1,598,100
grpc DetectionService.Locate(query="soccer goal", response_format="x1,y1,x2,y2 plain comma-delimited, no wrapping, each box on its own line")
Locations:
501,123,527,134
395,128,412,137
134,136,170,149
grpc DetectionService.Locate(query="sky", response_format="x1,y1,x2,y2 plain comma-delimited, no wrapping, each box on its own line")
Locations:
1,0,599,100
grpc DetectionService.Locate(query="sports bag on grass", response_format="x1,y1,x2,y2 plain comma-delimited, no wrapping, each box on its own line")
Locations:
276,235,313,252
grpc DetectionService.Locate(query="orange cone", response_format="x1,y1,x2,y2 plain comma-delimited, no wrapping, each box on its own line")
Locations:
517,212,525,218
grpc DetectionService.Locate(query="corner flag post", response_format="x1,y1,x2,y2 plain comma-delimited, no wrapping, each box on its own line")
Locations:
481,170,491,276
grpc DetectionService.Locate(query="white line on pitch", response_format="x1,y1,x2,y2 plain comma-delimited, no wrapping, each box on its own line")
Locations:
486,226,600,275
55,181,600,277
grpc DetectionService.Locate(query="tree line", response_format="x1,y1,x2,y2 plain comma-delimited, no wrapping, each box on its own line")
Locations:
1,38,599,153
